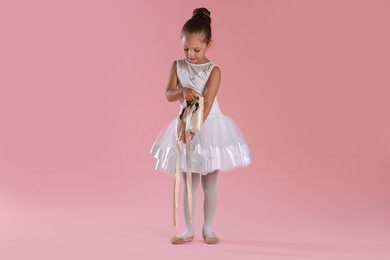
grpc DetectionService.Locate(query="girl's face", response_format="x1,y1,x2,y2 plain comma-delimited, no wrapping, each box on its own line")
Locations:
181,32,211,64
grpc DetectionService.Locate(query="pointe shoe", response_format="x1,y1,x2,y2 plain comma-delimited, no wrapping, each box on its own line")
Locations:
170,234,195,245
202,232,220,244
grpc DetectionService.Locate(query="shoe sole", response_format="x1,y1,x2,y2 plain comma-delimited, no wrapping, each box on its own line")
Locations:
171,236,194,245
204,237,219,244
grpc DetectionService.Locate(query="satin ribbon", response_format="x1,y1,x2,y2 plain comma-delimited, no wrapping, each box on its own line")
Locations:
173,97,203,228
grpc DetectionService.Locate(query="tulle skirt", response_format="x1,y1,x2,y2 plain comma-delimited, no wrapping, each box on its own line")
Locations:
150,100,252,175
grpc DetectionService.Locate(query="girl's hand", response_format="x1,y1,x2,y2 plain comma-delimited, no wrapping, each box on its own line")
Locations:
182,87,200,101
179,132,196,143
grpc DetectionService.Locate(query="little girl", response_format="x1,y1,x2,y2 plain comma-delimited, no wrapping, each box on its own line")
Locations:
150,7,252,245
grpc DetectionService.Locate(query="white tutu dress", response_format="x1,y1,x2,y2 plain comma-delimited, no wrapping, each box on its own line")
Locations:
150,58,252,175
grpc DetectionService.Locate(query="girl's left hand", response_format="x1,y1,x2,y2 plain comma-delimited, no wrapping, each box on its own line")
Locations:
180,132,195,143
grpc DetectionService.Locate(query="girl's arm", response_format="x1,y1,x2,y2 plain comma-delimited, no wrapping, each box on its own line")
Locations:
165,61,182,102
202,66,221,122
165,60,199,102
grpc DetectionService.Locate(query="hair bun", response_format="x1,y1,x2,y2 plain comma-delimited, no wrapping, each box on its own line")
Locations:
192,7,211,24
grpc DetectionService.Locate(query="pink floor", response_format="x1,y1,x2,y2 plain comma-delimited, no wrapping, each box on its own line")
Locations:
1,162,389,260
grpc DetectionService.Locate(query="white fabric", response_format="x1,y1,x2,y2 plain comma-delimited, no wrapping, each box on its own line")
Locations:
177,59,219,96
150,59,252,175
178,172,200,237
201,171,219,237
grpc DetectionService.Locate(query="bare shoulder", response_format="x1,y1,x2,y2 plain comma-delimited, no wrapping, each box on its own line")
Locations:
166,60,179,92
209,65,221,81
204,65,221,94
170,60,177,71
210,65,221,76
168,60,178,78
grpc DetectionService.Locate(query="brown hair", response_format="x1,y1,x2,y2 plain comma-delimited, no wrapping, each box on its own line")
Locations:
181,7,212,45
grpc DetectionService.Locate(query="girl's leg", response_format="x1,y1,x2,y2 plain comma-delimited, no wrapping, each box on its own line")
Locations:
201,170,219,237
176,172,201,238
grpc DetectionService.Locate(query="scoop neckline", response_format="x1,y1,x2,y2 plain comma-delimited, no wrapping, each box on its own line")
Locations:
185,59,212,65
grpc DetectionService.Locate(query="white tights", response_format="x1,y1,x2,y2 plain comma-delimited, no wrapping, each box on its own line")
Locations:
178,170,219,238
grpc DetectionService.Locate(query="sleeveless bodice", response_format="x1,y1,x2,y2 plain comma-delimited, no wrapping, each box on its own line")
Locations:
176,59,222,115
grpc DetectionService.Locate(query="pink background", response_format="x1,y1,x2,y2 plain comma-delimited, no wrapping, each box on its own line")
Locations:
1,0,389,259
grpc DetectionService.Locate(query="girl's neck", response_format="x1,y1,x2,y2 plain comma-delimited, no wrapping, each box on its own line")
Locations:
186,58,210,65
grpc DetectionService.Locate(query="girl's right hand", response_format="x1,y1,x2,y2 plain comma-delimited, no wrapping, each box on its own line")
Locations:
182,87,200,101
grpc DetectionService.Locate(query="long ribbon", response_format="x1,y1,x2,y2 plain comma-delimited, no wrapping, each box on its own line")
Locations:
173,99,199,228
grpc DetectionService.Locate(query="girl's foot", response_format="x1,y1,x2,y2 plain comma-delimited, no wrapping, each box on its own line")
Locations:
171,230,195,245
202,230,219,244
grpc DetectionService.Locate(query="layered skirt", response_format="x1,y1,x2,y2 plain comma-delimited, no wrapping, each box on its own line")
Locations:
150,99,252,175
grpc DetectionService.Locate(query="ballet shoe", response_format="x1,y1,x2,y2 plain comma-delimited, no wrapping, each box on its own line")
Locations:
170,234,195,245
202,232,220,244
